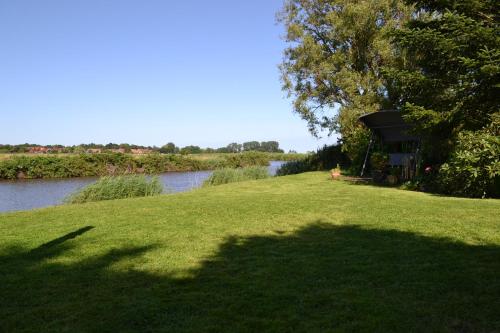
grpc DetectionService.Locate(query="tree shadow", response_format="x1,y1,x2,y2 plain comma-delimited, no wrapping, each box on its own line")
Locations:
1,222,499,332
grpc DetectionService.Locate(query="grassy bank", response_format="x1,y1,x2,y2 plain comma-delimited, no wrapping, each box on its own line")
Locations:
1,172,499,332
0,152,305,179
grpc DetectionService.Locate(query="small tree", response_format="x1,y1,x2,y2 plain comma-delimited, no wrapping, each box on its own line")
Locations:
226,142,242,153
243,141,261,151
160,142,178,154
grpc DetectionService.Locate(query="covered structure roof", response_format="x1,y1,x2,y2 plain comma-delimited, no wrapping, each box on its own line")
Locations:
359,110,418,142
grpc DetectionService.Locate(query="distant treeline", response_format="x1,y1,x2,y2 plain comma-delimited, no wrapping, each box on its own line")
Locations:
0,152,305,179
0,141,288,154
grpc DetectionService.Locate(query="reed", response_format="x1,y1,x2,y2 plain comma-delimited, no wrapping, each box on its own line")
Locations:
65,175,163,204
203,166,269,186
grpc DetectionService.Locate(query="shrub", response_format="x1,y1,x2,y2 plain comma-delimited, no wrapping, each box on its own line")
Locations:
276,145,350,176
370,152,389,171
203,167,269,186
221,152,269,168
65,175,163,204
437,114,500,198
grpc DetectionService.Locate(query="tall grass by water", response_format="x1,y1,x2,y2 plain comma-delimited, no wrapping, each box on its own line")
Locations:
203,166,269,186
65,175,163,204
0,152,304,180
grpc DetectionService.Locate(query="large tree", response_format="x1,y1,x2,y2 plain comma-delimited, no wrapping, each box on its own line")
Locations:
383,0,499,165
278,0,411,167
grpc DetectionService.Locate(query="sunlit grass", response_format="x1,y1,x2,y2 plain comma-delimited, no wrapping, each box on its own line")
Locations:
1,172,499,331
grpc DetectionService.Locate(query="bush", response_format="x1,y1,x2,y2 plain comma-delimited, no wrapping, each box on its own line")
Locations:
65,175,163,204
370,152,389,171
437,114,500,198
276,145,350,176
220,152,270,168
203,167,269,186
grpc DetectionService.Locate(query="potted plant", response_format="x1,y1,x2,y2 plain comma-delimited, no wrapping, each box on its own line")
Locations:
330,164,341,180
370,152,388,182
387,167,400,185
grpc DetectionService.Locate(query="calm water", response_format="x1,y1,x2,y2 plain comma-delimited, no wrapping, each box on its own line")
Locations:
0,161,285,213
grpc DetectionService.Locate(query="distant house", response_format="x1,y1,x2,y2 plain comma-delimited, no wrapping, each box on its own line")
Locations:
28,147,49,154
130,148,152,155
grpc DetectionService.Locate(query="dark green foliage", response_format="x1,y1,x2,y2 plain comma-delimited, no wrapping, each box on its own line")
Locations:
384,0,499,165
242,141,260,151
259,141,284,153
381,0,500,197
65,175,163,204
278,0,411,162
437,113,500,198
370,152,389,171
159,143,179,154
203,167,270,186
277,145,350,176
180,146,202,155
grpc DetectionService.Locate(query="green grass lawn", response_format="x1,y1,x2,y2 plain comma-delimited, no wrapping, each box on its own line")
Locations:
1,172,499,332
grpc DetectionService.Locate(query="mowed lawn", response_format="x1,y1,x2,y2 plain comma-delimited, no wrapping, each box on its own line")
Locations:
1,172,499,332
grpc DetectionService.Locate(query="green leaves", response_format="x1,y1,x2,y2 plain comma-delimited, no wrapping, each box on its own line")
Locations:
437,113,500,198
279,0,411,169
383,0,499,185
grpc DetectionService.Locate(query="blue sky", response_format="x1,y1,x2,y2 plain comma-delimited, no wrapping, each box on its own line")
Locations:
0,0,335,152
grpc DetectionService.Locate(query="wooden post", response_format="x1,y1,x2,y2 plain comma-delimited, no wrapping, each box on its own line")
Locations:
360,133,374,177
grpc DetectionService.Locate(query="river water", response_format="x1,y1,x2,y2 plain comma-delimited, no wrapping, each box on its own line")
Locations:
0,161,285,213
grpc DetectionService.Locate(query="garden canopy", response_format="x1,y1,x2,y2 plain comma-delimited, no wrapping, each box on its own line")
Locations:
358,110,418,142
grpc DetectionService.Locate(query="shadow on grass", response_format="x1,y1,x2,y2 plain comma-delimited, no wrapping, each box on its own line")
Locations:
30,225,95,255
1,223,499,332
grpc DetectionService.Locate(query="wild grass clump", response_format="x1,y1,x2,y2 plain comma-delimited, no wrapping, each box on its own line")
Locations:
276,145,350,176
203,167,269,186
65,175,163,204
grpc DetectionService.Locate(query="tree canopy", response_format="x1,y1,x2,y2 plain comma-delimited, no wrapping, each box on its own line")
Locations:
279,0,499,196
384,0,499,164
279,0,412,165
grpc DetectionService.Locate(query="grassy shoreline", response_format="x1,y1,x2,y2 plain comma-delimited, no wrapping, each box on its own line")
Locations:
1,172,499,331
0,152,305,180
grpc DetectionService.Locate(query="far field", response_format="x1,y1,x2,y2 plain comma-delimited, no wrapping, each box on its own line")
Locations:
1,172,499,332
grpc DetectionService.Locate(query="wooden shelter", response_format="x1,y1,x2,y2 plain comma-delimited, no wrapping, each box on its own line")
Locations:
358,110,420,179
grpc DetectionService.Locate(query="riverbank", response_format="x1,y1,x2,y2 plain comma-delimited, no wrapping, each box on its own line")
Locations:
0,152,304,179
1,172,499,331
0,162,284,212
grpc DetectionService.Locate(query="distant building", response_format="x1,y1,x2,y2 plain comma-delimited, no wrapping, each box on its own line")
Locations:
28,147,49,154
130,148,152,155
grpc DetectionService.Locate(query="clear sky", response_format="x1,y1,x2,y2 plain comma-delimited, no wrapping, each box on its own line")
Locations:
0,0,335,152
